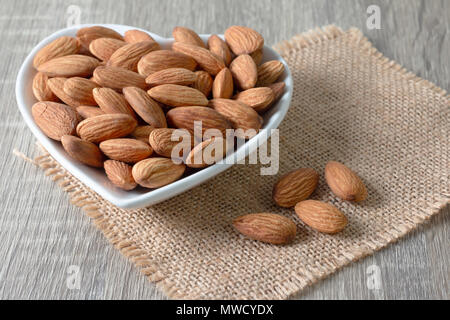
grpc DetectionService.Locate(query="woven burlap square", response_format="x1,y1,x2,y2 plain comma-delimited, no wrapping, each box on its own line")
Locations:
20,26,449,299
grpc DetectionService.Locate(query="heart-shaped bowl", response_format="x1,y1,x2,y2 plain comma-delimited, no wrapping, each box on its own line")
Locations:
16,24,292,209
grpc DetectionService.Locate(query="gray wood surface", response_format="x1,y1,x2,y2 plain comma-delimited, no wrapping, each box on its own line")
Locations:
0,0,448,300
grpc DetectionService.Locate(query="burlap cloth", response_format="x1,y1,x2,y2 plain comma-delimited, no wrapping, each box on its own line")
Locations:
20,26,449,299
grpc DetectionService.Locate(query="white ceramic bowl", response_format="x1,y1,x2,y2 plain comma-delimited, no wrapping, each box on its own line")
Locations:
16,24,292,209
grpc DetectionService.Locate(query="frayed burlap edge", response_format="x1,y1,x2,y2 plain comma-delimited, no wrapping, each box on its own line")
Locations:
15,25,450,300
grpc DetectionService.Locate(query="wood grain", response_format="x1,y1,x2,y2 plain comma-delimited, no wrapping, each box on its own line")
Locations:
0,0,448,299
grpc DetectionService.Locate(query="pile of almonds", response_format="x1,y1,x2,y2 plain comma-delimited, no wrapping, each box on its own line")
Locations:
233,161,367,244
31,25,286,190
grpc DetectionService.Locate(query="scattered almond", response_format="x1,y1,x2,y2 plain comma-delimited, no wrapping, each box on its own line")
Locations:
61,135,103,167
295,200,348,234
104,160,137,190
272,168,319,207
233,213,296,245
325,161,367,202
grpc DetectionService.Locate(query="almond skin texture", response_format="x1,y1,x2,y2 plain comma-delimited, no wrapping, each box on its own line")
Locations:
61,135,103,167
229,54,257,90
124,29,154,43
185,137,227,168
212,68,234,99
209,99,261,139
224,26,264,55
132,157,186,188
32,72,59,102
268,82,285,101
76,26,124,49
76,114,137,143
193,71,213,97
93,87,136,119
107,40,160,71
145,68,197,87
89,37,127,61
123,87,167,128
272,168,319,208
137,50,197,77
256,60,285,87
166,106,231,137
32,102,80,141
33,36,81,68
172,42,225,76
147,84,208,107
172,26,206,48
295,200,348,234
208,35,232,66
233,213,296,245
234,87,274,113
131,125,155,143
99,138,152,163
93,66,147,90
63,77,99,106
76,106,104,119
324,161,368,202
104,160,137,190
149,128,193,158
250,49,263,66
47,77,80,107
38,54,100,78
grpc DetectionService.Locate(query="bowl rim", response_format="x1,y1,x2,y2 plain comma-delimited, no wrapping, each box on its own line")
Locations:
15,23,293,209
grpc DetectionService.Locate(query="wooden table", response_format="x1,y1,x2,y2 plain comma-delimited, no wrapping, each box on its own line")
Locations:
0,0,448,299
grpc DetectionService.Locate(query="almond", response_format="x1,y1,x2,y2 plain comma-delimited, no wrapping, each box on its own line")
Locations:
272,168,319,207
132,157,186,188
233,213,296,245
32,72,59,102
295,200,348,234
93,66,147,90
208,35,232,66
47,77,80,107
123,87,167,127
124,29,155,43
33,36,81,68
89,37,127,61
145,68,196,87
224,26,264,55
93,87,137,119
37,54,100,77
324,161,367,202
234,87,274,113
63,77,99,106
108,40,160,71
172,26,206,48
250,49,263,66
137,50,197,77
149,128,193,158
76,26,124,49
172,42,225,75
76,106,104,119
131,125,155,143
256,60,285,86
229,54,257,90
76,114,137,143
61,135,103,167
209,99,260,139
147,84,208,107
185,137,228,168
166,106,231,137
193,71,213,97
99,138,152,163
32,101,80,141
212,68,233,99
104,160,137,190
268,82,285,101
